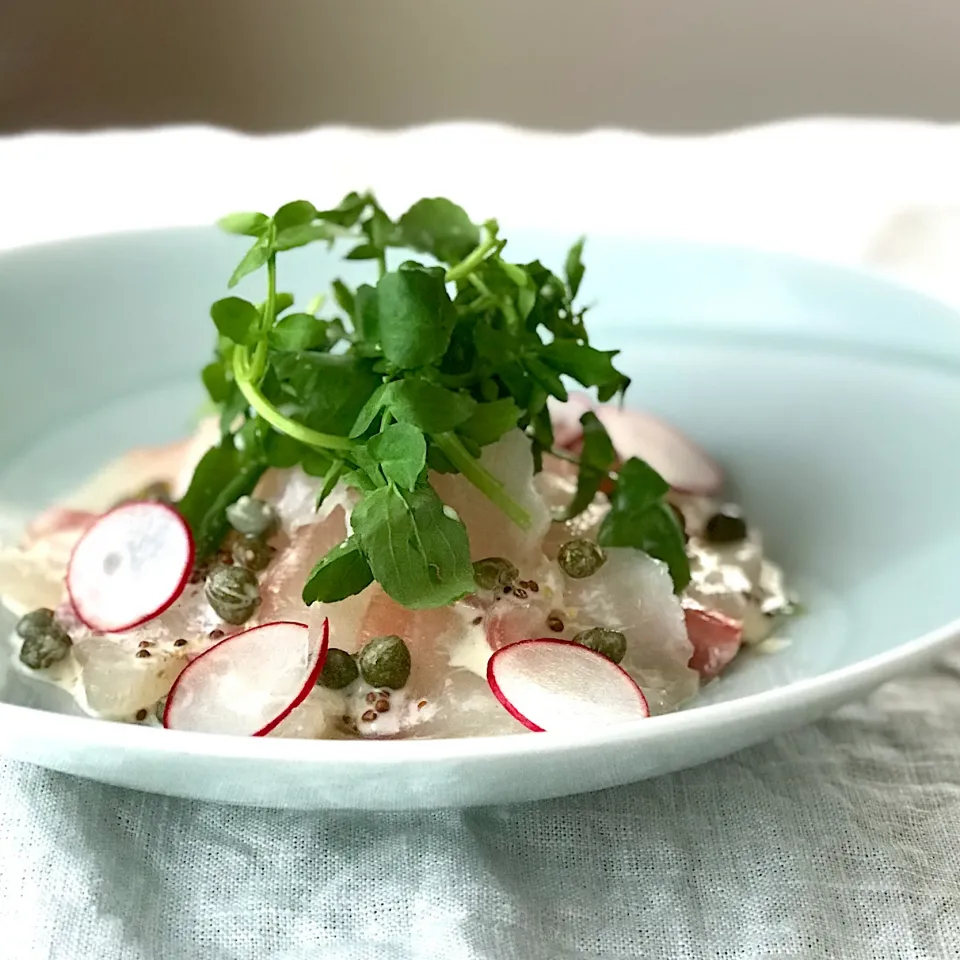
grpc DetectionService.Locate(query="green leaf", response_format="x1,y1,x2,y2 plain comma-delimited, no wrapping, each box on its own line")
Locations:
540,341,629,401
275,222,337,252
352,483,475,609
398,198,480,264
271,352,383,437
331,279,355,318
270,313,330,351
564,237,586,298
459,398,521,447
201,361,231,403
565,411,616,519
605,456,670,512
218,212,268,237
368,422,426,490
302,537,374,605
274,200,317,233
316,191,369,227
345,243,382,261
349,381,389,438
274,292,295,315
377,264,456,369
315,458,345,504
228,235,272,288
177,439,267,559
383,379,476,434
597,458,688,591
263,430,307,469
353,283,379,344
364,205,397,250
524,355,568,401
210,297,260,345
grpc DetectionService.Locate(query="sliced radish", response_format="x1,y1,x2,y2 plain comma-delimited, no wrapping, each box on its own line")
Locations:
163,618,329,736
594,406,723,495
486,638,650,733
67,502,194,632
684,604,744,680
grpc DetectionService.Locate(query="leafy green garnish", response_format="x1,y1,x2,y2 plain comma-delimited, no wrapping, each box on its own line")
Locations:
183,193,689,607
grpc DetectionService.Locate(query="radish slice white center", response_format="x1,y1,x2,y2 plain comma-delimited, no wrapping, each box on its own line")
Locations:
163,619,329,736
487,638,650,733
67,502,194,632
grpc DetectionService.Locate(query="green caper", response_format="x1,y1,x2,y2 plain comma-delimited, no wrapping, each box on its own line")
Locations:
572,627,627,664
557,539,605,579
226,496,278,538
704,508,748,545
227,532,275,572
357,635,411,689
205,563,261,624
316,648,360,690
472,556,519,592
16,608,72,670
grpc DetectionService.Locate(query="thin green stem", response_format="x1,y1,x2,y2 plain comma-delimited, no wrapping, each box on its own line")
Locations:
433,432,532,530
445,231,502,283
232,349,354,452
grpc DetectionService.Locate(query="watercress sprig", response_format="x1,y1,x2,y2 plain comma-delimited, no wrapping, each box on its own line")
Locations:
177,192,690,609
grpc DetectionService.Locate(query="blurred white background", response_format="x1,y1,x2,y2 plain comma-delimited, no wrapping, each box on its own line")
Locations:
2,0,960,132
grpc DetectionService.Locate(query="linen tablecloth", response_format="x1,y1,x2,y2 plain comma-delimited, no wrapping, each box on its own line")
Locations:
1,121,959,960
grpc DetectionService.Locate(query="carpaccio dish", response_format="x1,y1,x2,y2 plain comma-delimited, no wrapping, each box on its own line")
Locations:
0,194,797,740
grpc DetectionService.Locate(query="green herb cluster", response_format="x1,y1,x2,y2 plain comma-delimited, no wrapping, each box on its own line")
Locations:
177,193,690,610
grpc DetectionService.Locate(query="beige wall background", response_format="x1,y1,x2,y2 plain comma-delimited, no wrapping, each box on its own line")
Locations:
2,0,960,133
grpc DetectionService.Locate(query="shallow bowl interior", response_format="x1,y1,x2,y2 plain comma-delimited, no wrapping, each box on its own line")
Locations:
0,228,958,808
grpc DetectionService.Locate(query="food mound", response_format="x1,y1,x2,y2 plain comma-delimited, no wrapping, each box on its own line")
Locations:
0,194,796,739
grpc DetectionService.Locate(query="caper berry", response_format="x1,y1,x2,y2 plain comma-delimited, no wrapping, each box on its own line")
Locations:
557,539,605,579
226,496,278,538
472,556,519,592
205,563,261,624
317,648,360,690
704,508,748,545
16,608,72,670
227,532,275,572
572,627,627,664
357,635,411,690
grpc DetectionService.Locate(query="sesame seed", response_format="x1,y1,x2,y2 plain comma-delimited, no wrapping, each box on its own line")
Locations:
514,587,528,600
135,709,147,721
375,699,390,713
135,649,151,659
173,638,188,648
138,640,152,649
365,691,378,704
417,699,428,710
209,629,224,640
361,710,377,723
472,616,483,626
547,613,564,633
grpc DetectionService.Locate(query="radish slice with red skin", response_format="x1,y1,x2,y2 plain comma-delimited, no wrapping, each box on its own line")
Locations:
163,619,329,736
593,406,722,495
67,501,195,633
486,638,650,733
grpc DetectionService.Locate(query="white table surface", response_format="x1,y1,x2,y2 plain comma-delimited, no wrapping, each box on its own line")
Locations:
1,120,959,960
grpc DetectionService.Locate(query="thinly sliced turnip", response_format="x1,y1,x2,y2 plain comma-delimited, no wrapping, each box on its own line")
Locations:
549,395,722,495
594,406,722,495
67,502,194,633
163,618,329,736
486,638,650,733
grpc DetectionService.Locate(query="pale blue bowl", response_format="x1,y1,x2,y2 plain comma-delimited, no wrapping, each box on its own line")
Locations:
0,229,958,809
